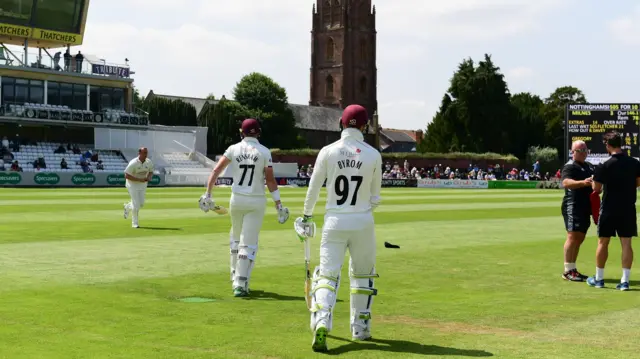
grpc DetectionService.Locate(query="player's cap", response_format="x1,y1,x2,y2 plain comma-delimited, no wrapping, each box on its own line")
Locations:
241,118,261,136
340,104,368,129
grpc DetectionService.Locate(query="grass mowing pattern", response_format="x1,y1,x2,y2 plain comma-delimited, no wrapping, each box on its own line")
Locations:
0,187,639,358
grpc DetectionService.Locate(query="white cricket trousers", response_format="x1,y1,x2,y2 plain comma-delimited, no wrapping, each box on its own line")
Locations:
127,185,147,225
228,194,266,290
311,212,377,333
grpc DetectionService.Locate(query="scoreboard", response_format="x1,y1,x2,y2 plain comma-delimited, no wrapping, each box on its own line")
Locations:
565,103,640,164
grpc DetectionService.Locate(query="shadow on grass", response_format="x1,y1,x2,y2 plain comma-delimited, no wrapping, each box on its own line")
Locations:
139,227,183,231
602,279,640,291
325,336,493,356
243,290,344,302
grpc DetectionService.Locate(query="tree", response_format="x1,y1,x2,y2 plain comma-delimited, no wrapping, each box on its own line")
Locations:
132,86,146,112
233,73,298,149
198,96,246,155
422,54,513,154
510,92,546,161
206,93,216,100
543,86,587,156
147,97,197,127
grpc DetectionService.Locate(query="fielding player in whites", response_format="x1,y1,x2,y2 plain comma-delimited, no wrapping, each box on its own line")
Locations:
123,147,154,228
296,104,382,352
560,140,594,281
588,131,640,290
200,118,289,297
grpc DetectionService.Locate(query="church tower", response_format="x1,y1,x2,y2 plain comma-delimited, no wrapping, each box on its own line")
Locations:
309,0,377,119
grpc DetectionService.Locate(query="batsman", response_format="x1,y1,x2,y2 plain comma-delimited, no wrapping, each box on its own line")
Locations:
295,104,382,352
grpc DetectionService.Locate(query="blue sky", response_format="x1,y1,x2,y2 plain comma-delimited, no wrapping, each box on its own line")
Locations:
65,0,640,130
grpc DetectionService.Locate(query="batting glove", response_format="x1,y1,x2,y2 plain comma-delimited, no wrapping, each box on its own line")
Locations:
199,193,214,213
276,203,290,224
294,215,316,242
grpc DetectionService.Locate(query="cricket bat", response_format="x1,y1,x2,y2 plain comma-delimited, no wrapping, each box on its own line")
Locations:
304,239,312,309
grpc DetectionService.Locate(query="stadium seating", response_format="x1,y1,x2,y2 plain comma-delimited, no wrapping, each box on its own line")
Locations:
162,152,209,173
10,142,128,172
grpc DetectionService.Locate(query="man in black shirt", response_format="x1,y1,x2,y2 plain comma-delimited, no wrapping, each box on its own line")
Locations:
587,131,640,291
560,140,594,281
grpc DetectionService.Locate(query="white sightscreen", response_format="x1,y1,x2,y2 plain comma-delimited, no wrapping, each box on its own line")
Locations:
94,128,197,152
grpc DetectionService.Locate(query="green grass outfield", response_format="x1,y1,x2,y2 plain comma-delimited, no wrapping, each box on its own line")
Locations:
0,187,639,358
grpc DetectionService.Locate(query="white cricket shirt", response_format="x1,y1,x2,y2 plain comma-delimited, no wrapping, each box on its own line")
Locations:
303,128,382,224
124,157,154,188
223,137,272,197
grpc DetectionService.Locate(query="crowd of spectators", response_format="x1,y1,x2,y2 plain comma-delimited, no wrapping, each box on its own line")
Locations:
295,158,561,182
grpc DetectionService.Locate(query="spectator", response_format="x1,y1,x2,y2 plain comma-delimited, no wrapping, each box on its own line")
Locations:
306,164,313,177
96,160,104,170
72,145,80,154
63,49,71,71
54,144,66,154
33,157,46,169
533,160,541,175
60,158,68,169
0,159,4,171
1,136,8,149
81,160,92,173
53,51,61,71
10,160,21,172
75,51,84,73
83,149,92,159
403,160,409,173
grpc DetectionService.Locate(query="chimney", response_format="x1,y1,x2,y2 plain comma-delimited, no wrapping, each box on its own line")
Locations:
415,129,423,144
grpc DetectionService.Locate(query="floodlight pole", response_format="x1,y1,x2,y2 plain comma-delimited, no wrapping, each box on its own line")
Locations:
23,39,28,67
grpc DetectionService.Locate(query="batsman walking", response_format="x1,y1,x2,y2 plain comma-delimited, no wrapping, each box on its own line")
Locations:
295,104,382,352
200,118,289,297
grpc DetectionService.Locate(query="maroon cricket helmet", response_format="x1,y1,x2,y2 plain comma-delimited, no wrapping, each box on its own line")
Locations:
241,118,261,136
340,104,368,130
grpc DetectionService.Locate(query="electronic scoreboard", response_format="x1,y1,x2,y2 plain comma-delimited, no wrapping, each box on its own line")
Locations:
565,103,639,164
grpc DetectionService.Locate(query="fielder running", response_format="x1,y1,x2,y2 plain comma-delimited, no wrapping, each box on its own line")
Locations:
200,118,289,297
123,147,154,228
295,104,382,352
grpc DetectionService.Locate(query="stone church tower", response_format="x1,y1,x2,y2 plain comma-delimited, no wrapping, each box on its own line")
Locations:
309,0,377,120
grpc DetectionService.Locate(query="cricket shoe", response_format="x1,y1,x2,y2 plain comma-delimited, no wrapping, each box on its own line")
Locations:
352,329,372,341
562,269,586,282
587,276,605,288
233,286,249,297
312,321,328,352
132,224,139,228
123,203,130,219
616,282,630,291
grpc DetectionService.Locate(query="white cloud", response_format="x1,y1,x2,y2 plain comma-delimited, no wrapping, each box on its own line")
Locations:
506,66,534,79
608,5,640,44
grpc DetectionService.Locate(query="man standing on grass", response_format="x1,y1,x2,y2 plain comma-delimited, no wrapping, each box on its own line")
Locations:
295,104,382,352
560,140,594,282
587,131,640,291
200,118,289,297
123,147,154,228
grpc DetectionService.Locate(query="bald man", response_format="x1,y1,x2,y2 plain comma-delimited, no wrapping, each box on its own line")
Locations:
560,140,594,281
123,147,154,228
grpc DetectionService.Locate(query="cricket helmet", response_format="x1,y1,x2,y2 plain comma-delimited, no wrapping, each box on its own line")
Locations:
339,104,369,132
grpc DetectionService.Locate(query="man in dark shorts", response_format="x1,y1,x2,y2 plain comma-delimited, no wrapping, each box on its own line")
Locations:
587,131,640,291
560,140,594,281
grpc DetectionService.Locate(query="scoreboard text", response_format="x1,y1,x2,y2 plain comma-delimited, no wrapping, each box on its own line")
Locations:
565,103,639,164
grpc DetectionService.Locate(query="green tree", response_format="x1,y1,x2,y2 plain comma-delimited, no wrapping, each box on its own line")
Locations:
233,73,298,149
147,97,197,127
198,96,246,155
543,86,587,156
423,54,513,154
510,92,546,161
132,86,146,112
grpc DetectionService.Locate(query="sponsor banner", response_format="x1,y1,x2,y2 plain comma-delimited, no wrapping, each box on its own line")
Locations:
0,23,82,45
417,178,488,189
0,172,164,186
279,177,310,186
91,64,130,78
381,179,417,187
488,180,539,189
